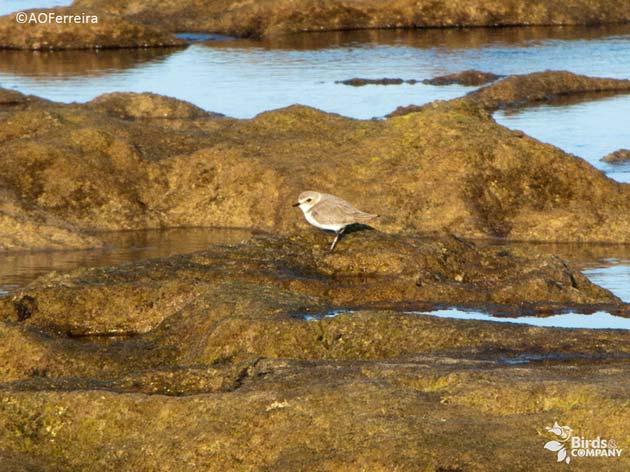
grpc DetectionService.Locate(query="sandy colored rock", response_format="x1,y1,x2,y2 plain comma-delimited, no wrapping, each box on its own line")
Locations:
72,0,630,38
0,8,184,50
423,69,503,86
601,148,630,164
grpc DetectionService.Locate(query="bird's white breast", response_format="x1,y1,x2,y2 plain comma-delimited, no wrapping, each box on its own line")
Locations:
303,208,344,232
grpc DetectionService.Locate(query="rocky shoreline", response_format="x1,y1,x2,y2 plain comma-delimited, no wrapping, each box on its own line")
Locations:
1,0,629,48
1,65,629,469
0,232,628,470
1,71,630,251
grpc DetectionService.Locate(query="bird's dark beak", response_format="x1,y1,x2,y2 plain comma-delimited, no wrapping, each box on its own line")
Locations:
292,202,300,207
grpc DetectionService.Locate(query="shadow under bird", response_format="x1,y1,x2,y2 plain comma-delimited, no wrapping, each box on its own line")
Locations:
292,191,379,252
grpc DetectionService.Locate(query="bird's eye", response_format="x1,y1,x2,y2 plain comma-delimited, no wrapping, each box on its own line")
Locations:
306,198,312,202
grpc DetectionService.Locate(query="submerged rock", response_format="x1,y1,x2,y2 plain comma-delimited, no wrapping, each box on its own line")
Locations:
601,148,630,164
423,69,503,86
336,77,419,86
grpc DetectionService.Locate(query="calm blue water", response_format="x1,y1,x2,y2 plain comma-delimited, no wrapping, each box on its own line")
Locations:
583,263,630,302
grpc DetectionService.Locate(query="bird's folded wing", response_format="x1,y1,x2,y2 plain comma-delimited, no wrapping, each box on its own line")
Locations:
311,198,377,225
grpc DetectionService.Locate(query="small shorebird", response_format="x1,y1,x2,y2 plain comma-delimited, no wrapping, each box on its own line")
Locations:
292,191,378,252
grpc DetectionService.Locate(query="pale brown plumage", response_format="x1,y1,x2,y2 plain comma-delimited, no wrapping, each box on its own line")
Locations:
293,191,378,251
309,194,378,227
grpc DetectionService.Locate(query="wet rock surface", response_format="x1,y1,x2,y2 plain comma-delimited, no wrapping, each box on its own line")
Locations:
423,69,504,86
0,233,628,470
2,72,630,252
0,8,184,50
72,0,630,38
602,148,630,163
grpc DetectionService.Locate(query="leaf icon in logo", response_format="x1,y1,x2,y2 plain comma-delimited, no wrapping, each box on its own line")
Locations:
545,440,564,452
558,448,568,463
546,422,563,436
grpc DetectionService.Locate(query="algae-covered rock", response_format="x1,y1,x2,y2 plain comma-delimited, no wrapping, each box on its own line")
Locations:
0,233,628,470
0,233,622,337
89,92,218,120
1,73,630,251
601,148,630,164
423,69,503,86
0,189,101,251
465,70,630,110
72,0,630,38
0,360,628,471
0,8,184,50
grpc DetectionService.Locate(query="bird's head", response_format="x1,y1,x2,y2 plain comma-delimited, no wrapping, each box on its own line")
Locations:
292,191,322,212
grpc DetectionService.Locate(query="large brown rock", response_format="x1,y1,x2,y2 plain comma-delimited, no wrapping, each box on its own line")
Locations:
1,73,630,251
0,233,623,337
72,0,630,37
0,8,184,50
0,234,628,470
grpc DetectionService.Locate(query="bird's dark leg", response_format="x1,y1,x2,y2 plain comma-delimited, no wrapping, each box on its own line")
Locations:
330,227,345,252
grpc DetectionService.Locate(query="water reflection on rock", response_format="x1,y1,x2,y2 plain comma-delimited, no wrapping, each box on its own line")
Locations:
0,48,179,78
